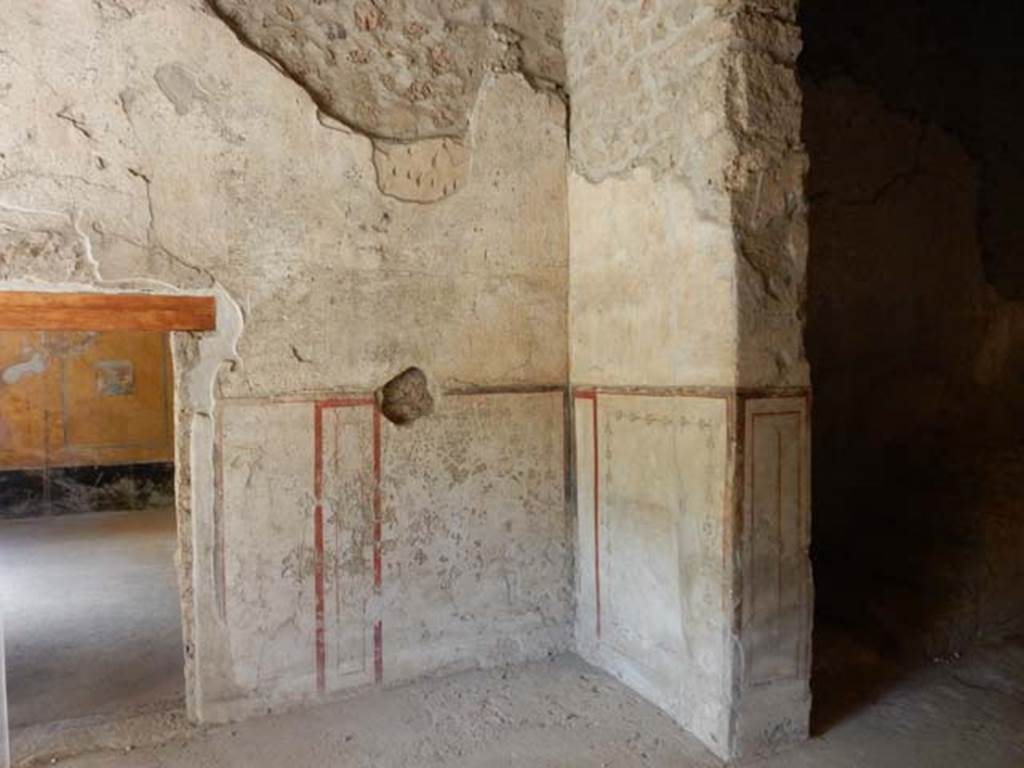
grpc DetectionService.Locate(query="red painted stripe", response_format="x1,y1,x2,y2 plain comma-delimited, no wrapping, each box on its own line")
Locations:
573,389,601,638
311,397,385,692
314,403,325,500
319,396,375,409
592,392,601,639
313,397,386,690
372,405,384,683
372,405,383,590
313,403,326,694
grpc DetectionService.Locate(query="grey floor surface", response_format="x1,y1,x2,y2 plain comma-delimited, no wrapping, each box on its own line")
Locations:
0,508,184,730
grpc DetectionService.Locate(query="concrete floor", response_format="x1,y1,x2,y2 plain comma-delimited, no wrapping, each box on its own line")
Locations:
31,637,1024,768
0,507,184,729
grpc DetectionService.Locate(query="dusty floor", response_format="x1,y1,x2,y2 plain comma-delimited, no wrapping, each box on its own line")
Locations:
28,637,1024,768
0,507,184,729
1,508,1020,767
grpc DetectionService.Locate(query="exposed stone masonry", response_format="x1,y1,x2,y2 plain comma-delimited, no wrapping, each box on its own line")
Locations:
207,0,564,141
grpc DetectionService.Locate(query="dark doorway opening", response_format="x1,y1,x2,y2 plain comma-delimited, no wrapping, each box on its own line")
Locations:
800,0,1024,734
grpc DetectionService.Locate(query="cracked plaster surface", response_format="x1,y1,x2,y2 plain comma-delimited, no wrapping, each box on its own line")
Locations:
0,0,570,725
565,2,812,762
0,0,568,398
566,0,808,389
1,0,817,757
206,0,564,142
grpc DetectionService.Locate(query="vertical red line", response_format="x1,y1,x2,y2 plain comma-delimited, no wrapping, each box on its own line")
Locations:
775,425,784,657
750,412,757,629
372,404,383,684
776,426,784,623
313,402,326,695
372,405,382,589
592,392,601,639
574,390,601,640
314,403,324,501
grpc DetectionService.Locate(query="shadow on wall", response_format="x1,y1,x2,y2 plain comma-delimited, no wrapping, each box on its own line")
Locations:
801,0,1024,691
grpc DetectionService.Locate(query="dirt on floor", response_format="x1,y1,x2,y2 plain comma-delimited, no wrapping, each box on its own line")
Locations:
17,636,1024,768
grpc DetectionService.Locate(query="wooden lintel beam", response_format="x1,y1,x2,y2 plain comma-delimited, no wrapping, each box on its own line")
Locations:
0,291,216,332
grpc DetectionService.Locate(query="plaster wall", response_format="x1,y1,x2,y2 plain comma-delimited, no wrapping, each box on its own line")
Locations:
1,0,817,759
0,0,571,723
566,0,739,388
211,391,570,715
566,0,812,759
574,393,732,750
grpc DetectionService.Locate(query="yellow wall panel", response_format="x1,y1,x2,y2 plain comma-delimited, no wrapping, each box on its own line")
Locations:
0,332,51,468
0,331,172,470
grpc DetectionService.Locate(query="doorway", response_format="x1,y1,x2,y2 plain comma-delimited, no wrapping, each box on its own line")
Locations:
799,0,1024,735
0,291,214,761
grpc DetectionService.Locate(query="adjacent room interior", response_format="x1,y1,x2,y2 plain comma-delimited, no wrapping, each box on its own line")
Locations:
0,329,182,733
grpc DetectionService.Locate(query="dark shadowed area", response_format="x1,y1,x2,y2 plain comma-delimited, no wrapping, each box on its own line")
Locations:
801,0,1024,724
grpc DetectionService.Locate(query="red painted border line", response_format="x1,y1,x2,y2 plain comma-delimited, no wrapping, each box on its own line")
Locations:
372,404,384,684
574,390,601,638
313,405,325,500
591,394,600,638
572,384,808,399
313,398,384,693
313,402,326,695
319,396,376,409
372,406,383,590
745,406,806,685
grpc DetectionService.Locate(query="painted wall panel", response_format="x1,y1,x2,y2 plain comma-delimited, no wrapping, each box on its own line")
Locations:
0,332,49,470
742,398,811,687
221,401,317,700
0,331,172,470
320,403,375,689
575,393,731,752
734,396,813,755
383,392,572,681
211,392,572,710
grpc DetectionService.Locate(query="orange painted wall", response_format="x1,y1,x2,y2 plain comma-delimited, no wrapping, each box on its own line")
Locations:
0,331,173,470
